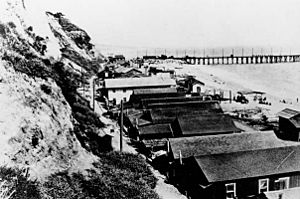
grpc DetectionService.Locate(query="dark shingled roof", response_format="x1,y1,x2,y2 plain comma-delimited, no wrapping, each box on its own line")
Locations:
194,145,300,182
141,96,208,109
139,124,173,139
173,114,240,136
150,101,223,123
169,131,300,159
277,108,300,119
133,87,177,95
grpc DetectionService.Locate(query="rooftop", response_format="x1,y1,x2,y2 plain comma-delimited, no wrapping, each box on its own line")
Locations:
277,108,300,119
150,101,223,123
169,131,300,159
174,114,240,136
194,145,300,182
132,87,177,95
139,123,173,137
141,96,207,109
104,77,176,89
114,66,143,74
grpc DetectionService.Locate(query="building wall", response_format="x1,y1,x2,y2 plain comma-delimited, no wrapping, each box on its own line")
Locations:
279,117,299,141
108,89,133,104
181,164,300,199
226,173,300,199
107,85,176,104
192,84,202,93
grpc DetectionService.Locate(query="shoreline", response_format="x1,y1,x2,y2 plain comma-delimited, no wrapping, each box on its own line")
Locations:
150,61,300,120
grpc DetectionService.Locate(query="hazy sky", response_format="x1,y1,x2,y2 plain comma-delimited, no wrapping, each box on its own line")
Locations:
27,0,300,50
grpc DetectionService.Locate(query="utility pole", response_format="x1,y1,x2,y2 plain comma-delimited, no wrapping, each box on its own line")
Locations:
120,100,123,152
92,78,95,111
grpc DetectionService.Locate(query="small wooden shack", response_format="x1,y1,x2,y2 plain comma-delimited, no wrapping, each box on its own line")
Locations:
277,108,300,141
180,145,300,199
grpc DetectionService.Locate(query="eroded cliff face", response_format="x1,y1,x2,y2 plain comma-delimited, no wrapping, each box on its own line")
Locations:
0,0,104,179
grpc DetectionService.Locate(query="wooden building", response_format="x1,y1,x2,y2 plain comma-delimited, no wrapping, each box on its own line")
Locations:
170,114,240,137
114,66,144,78
277,108,300,141
103,76,176,104
180,145,300,199
168,132,299,160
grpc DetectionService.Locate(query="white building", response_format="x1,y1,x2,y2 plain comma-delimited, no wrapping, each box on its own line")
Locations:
104,77,177,104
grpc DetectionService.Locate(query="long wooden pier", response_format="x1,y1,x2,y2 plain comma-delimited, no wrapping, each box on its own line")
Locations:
144,54,300,65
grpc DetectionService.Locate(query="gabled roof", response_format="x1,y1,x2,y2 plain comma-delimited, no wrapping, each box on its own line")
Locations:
139,124,173,138
142,96,207,109
114,67,143,74
237,89,265,95
194,145,300,182
133,87,177,95
169,131,300,159
174,114,240,136
150,101,223,123
277,108,300,119
104,77,176,89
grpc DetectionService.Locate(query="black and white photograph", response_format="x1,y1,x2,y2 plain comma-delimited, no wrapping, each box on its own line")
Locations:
0,0,300,198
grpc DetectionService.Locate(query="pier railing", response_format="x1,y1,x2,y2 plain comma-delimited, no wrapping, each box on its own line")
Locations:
143,54,300,65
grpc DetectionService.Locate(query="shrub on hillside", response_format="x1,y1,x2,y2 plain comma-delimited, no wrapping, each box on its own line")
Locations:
40,84,52,95
0,167,41,199
42,152,159,199
2,54,52,80
0,23,7,39
7,22,16,29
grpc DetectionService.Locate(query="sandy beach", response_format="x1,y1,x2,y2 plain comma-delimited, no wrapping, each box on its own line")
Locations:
149,61,300,121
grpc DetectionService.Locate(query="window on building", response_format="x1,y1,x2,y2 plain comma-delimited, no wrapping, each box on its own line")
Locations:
225,183,236,199
123,89,126,93
274,177,289,190
123,97,127,102
258,179,269,193
112,89,116,93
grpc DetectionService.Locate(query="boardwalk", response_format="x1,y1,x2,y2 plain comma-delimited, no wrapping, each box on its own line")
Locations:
144,54,300,65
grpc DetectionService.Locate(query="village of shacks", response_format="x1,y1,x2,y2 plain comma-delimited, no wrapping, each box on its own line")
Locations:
0,0,300,198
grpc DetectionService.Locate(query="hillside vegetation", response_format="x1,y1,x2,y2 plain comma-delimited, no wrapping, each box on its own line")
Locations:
0,1,158,198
